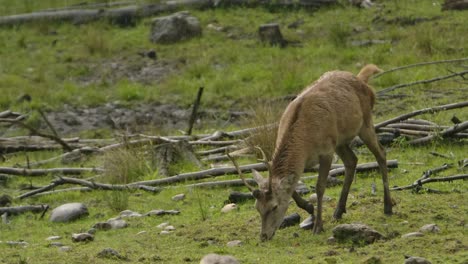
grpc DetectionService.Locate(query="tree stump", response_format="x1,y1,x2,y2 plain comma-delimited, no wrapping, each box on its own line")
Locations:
152,140,202,177
258,23,286,47
442,0,468,10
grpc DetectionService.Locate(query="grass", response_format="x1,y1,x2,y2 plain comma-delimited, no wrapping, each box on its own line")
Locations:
0,0,467,263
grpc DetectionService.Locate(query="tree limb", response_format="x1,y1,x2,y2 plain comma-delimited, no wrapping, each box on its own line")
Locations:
373,57,468,78
0,204,49,215
391,174,468,191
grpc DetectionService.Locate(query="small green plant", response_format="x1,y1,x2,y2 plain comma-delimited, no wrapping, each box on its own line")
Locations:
82,26,111,56
104,190,130,212
102,146,149,184
329,22,351,47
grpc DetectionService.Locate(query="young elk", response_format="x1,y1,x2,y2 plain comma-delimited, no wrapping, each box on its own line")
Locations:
232,64,393,241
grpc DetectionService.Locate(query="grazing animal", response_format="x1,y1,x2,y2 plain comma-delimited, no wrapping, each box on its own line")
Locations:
231,64,392,241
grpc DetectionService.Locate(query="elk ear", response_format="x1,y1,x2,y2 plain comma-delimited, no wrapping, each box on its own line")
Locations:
251,169,266,186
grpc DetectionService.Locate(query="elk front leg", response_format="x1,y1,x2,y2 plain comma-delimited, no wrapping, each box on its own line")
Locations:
333,145,357,220
292,191,314,215
313,154,333,234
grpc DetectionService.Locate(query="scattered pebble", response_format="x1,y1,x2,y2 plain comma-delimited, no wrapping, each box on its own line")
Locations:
6,241,28,247
48,242,64,247
300,215,314,230
93,222,112,231
309,194,332,204
405,256,432,264
71,233,94,242
119,210,142,218
160,230,172,235
145,209,180,216
59,246,72,252
46,236,61,241
172,193,186,201
164,225,176,231
327,236,336,245
419,224,440,233
97,248,128,260
226,240,242,247
200,253,239,264
107,218,128,229
221,203,237,213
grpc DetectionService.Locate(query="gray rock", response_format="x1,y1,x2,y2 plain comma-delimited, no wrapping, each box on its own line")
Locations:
107,218,128,229
149,11,202,44
71,233,94,242
48,242,64,247
145,209,180,216
401,232,424,238
200,253,239,264
221,203,237,213
50,203,89,223
93,222,112,231
405,256,432,264
97,248,128,260
258,23,286,47
332,223,384,244
226,240,242,247
119,210,142,217
419,224,440,233
309,193,332,204
160,230,172,235
59,246,72,252
46,236,61,241
157,222,170,229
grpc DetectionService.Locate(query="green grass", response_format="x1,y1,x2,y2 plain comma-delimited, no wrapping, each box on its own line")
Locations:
0,0,467,263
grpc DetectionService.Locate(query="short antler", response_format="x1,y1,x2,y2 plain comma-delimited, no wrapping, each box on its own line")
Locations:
255,146,273,193
226,152,256,192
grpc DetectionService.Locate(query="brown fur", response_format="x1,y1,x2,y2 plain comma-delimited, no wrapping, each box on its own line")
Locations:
246,64,392,241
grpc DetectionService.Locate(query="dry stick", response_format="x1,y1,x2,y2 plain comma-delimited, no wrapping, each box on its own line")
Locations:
387,123,448,131
408,121,468,145
373,57,468,78
391,174,468,191
16,147,100,168
377,69,468,95
0,205,49,215
185,160,398,189
187,87,204,136
375,101,468,129
0,167,103,176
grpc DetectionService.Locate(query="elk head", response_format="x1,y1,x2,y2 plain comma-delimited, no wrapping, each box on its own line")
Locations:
228,148,291,241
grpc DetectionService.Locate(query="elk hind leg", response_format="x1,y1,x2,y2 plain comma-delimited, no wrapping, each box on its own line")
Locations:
333,145,357,220
359,126,393,215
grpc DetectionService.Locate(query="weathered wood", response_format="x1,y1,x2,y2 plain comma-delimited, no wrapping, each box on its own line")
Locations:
391,174,468,191
408,121,468,145
375,101,468,129
0,167,103,176
0,205,48,215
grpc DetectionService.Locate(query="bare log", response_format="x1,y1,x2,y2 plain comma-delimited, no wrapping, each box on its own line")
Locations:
391,174,468,191
377,70,468,95
373,57,468,78
0,167,103,176
375,101,468,129
0,205,48,215
408,121,468,145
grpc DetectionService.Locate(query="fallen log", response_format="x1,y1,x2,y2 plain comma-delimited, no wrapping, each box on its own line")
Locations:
0,204,48,215
408,121,468,145
391,174,468,191
0,167,103,177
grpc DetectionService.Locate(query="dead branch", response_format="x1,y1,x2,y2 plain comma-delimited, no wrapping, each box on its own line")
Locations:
373,57,468,78
187,87,204,135
375,101,468,129
0,167,103,176
408,121,468,145
0,204,48,215
387,123,448,131
391,174,468,191
377,70,468,95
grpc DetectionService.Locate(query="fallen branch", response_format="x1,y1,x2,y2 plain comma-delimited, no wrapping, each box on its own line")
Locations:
377,70,468,95
391,174,468,191
0,167,103,176
408,121,468,145
375,101,468,129
373,57,468,78
0,204,48,215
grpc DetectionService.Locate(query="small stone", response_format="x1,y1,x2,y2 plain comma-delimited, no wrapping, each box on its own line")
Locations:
6,241,28,247
50,203,89,223
87,228,97,234
172,193,186,201
164,225,176,231
137,231,147,235
107,219,128,229
327,236,336,245
401,232,424,238
146,209,180,216
71,233,94,242
119,210,142,218
280,213,300,229
309,193,332,204
200,253,240,264
300,215,314,230
419,224,440,233
332,223,384,244
97,248,127,260
49,242,64,247
226,240,242,247
46,236,61,241
160,230,172,235
405,256,432,264
59,246,72,252
157,222,169,229
221,203,237,213
93,222,112,230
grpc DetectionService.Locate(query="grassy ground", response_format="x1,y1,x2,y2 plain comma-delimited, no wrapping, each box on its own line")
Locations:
0,0,467,263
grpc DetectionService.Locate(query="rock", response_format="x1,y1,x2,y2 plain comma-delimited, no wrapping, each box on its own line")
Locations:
401,232,424,238
332,223,384,244
172,193,186,201
46,236,61,241
442,0,468,11
226,240,242,247
119,210,142,217
405,256,432,264
300,215,315,230
221,203,237,213
258,23,286,47
93,222,112,231
296,181,310,195
160,230,172,235
6,241,28,247
349,0,375,8
48,242,64,247
50,203,89,223
0,194,12,206
87,228,97,234
71,233,94,242
149,11,202,44
327,236,336,245
164,225,176,231
97,248,128,260
146,209,180,216
419,224,440,233
59,246,72,252
157,222,170,229
200,253,239,264
107,218,128,229
309,193,332,204
279,213,300,229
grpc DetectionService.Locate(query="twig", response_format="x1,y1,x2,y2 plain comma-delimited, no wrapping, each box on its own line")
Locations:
377,70,468,95
187,87,204,135
373,57,468,78
391,174,468,191
375,101,468,129
408,121,468,145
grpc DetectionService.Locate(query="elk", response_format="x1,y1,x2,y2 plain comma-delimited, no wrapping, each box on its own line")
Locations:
231,64,393,241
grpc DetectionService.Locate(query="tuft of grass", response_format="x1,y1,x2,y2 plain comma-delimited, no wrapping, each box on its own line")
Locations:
101,146,151,184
